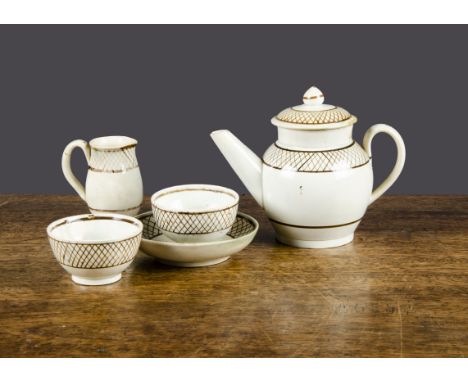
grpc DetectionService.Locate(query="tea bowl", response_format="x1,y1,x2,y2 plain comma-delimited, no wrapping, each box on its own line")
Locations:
151,184,239,243
47,213,143,285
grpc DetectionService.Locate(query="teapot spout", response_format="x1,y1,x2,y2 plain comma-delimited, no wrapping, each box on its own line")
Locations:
210,130,263,207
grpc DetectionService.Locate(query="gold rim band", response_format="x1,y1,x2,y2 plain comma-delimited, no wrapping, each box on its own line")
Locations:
88,165,139,173
58,259,134,270
269,217,362,229
52,214,140,229
274,141,355,153
302,94,324,100
91,144,137,152
263,159,370,173
89,204,142,213
152,202,239,216
152,187,239,214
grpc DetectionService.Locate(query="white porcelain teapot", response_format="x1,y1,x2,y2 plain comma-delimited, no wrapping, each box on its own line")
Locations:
211,86,406,248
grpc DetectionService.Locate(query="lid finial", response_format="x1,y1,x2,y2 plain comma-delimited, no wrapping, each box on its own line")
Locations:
303,86,324,106
271,85,355,128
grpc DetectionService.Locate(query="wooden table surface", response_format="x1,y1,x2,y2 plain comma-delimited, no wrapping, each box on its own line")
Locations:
0,195,467,357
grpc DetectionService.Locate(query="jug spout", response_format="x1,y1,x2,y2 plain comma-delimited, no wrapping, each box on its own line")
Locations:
210,130,263,207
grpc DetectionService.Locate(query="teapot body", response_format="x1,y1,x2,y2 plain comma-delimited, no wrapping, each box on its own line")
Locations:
211,86,406,248
262,125,373,248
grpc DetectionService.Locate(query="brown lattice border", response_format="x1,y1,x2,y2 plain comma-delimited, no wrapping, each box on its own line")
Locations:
138,212,256,240
276,106,352,125
88,146,139,173
151,204,238,235
48,215,142,269
263,142,370,172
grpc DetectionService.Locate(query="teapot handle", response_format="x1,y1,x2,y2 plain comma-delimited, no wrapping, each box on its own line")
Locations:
363,124,406,205
61,139,91,201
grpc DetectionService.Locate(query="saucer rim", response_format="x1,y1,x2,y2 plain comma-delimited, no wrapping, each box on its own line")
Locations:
136,211,259,247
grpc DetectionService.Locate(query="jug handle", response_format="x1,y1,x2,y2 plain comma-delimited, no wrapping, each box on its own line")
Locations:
363,124,406,205
61,139,91,201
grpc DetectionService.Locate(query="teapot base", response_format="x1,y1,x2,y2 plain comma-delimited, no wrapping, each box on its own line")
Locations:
276,233,354,249
89,204,141,217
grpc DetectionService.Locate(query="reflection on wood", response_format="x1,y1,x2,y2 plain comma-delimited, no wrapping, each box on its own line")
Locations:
0,194,467,357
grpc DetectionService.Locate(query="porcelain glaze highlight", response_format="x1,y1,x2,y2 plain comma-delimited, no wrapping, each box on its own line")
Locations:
61,136,143,216
211,86,406,248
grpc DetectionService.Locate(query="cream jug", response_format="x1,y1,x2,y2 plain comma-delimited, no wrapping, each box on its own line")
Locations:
62,136,143,216
211,86,406,248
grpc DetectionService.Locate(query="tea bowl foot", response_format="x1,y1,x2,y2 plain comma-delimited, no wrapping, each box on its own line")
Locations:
71,273,122,286
276,234,354,249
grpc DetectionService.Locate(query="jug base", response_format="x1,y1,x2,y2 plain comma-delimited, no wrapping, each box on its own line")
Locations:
71,273,122,286
276,234,354,249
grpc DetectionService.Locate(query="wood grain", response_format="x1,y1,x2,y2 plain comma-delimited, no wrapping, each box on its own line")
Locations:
0,195,467,357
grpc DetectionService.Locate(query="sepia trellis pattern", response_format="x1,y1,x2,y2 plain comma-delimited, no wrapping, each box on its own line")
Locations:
263,142,370,172
139,213,255,240
152,204,238,235
276,106,351,124
49,233,141,269
89,146,139,173
226,215,256,238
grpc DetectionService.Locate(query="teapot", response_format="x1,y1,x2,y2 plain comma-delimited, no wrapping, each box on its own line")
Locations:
62,136,143,216
211,86,405,248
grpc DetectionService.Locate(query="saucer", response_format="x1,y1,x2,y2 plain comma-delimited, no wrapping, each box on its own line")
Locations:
136,211,258,267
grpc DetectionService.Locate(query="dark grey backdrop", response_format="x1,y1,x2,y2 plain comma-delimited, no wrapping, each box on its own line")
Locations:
1,25,467,195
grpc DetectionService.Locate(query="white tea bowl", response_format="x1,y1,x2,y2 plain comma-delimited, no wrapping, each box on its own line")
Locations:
47,213,143,285
151,184,239,243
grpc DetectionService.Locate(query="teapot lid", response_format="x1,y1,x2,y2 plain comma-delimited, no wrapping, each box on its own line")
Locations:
271,86,357,130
